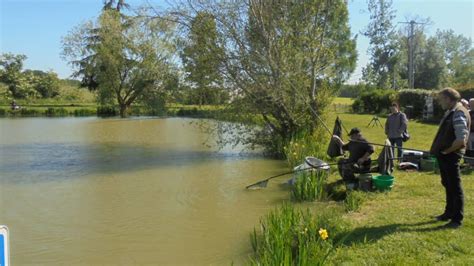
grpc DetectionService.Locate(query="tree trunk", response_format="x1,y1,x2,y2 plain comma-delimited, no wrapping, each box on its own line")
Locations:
119,104,129,118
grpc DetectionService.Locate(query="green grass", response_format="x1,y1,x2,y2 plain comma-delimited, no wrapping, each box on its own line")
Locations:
333,97,354,105
255,108,473,265
310,112,473,264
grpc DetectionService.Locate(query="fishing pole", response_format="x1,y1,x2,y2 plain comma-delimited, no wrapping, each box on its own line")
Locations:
246,156,402,189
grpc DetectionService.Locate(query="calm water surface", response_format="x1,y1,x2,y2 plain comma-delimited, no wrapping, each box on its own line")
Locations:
0,117,289,265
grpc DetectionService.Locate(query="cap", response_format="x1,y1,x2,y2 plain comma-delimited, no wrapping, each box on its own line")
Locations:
348,127,361,136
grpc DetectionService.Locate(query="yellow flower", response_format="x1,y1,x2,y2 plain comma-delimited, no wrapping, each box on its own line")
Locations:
319,228,328,240
301,145,305,148
293,152,297,156
304,227,308,233
295,143,298,147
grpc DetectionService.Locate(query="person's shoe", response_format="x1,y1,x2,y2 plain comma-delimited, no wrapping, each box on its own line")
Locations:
435,214,451,221
443,221,462,229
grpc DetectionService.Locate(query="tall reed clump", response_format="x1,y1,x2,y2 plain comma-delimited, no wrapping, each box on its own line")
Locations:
250,203,347,266
291,170,328,202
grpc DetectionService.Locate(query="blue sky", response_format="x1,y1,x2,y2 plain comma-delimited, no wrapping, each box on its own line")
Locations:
1,0,472,83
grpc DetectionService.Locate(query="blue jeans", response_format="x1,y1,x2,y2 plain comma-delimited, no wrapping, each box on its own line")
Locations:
389,137,403,159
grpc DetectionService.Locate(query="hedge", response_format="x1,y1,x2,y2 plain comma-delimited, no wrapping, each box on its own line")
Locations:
352,89,397,114
352,86,474,121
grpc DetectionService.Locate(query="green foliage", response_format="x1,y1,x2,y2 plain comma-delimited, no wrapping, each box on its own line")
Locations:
362,0,398,88
352,89,397,114
250,203,347,265
344,191,366,213
436,29,474,86
338,83,376,98
97,105,118,117
180,12,225,106
62,9,176,117
414,37,447,89
292,171,329,202
0,54,62,99
175,0,356,156
397,89,444,120
44,107,69,117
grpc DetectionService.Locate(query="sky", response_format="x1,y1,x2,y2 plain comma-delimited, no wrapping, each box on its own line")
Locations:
0,0,473,83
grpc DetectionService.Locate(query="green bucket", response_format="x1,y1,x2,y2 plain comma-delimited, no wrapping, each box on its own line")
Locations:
420,157,436,171
372,175,394,191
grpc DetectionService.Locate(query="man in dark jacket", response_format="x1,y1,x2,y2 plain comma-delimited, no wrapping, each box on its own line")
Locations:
430,88,471,229
333,128,374,189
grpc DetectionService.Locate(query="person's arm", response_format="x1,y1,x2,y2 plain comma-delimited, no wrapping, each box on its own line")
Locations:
357,152,372,164
398,113,408,134
332,135,345,146
385,116,389,136
441,111,468,154
357,143,374,164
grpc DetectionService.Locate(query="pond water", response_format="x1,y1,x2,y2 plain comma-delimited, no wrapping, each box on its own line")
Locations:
0,117,289,264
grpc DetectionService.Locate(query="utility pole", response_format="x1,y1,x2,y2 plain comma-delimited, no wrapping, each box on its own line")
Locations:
399,20,427,89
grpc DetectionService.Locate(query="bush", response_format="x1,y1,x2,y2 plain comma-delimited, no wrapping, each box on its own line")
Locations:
73,108,96,116
0,108,6,116
97,105,118,117
19,108,41,116
352,89,397,114
44,107,69,117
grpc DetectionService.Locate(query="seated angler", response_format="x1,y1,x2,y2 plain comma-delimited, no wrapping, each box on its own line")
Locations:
332,127,375,188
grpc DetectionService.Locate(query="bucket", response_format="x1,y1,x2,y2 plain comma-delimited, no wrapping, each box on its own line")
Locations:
372,175,394,191
358,173,372,192
420,157,436,171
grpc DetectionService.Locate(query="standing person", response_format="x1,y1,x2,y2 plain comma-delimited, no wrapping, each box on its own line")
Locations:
430,88,470,229
385,102,408,159
332,128,374,189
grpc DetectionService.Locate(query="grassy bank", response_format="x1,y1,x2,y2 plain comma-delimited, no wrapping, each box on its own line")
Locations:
250,110,474,264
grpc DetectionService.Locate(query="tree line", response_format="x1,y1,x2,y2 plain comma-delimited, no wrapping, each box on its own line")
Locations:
1,0,472,156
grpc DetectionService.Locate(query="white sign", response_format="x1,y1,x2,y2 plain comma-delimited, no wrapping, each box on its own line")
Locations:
0,226,9,266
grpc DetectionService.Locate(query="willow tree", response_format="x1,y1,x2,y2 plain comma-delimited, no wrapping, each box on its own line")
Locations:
62,9,175,117
165,0,356,155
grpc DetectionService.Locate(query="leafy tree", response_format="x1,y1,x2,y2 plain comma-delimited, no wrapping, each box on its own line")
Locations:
0,53,27,98
62,10,176,117
180,11,225,106
362,0,398,88
167,0,357,155
436,29,474,86
414,36,446,89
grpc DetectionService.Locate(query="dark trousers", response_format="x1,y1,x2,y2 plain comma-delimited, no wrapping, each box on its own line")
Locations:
389,137,403,159
437,153,464,223
338,158,371,183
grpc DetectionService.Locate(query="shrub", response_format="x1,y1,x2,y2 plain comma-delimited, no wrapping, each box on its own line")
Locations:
352,89,397,114
19,108,41,116
44,107,69,117
97,105,118,117
73,108,96,116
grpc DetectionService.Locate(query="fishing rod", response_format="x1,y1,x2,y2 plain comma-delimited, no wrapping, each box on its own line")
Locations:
246,156,402,190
